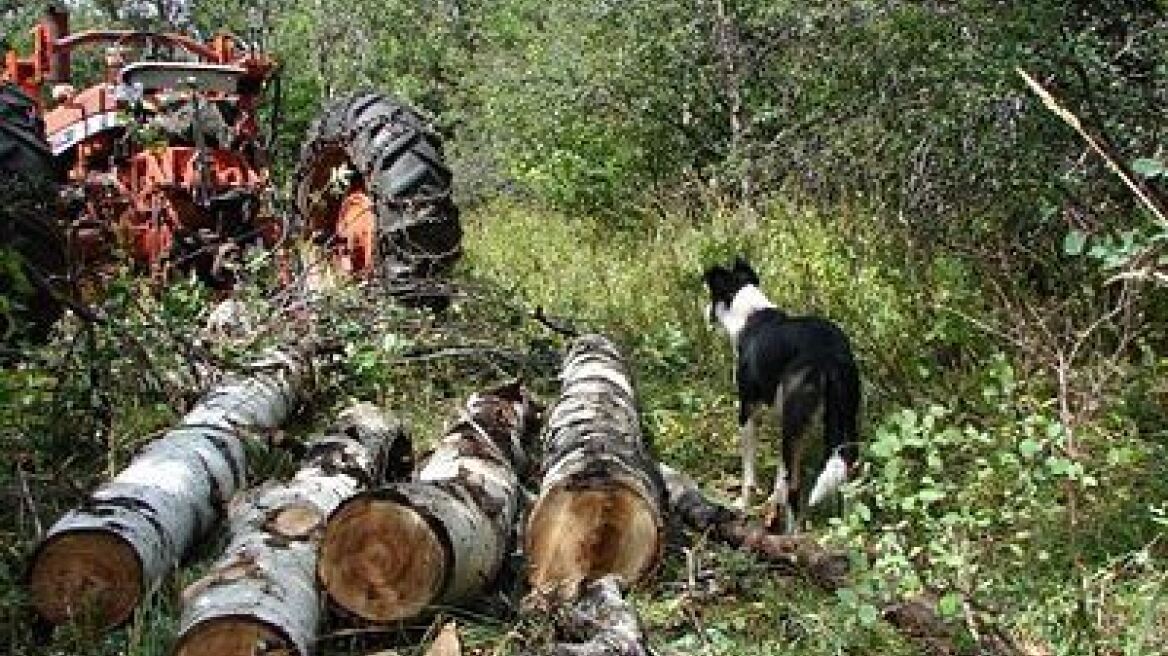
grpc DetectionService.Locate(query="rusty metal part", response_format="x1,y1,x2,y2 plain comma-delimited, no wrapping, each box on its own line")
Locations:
3,5,279,287
334,186,377,274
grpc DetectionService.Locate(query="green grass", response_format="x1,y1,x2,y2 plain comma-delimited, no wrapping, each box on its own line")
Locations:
464,199,946,474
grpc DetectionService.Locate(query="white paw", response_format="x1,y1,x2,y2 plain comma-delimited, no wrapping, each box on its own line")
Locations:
782,507,799,535
808,454,848,508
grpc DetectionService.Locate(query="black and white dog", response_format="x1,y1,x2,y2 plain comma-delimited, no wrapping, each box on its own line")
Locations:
703,256,861,533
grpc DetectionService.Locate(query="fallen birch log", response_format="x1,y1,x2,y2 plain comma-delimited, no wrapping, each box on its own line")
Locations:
526,334,665,597
173,403,411,656
318,381,540,622
658,463,849,589
525,575,653,656
27,348,310,628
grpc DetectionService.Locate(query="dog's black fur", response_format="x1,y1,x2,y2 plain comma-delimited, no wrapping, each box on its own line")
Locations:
703,256,861,531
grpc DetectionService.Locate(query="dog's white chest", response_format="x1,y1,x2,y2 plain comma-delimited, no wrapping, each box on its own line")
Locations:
713,285,775,340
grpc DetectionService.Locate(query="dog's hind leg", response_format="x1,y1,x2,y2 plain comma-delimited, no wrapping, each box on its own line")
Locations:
768,380,819,534
765,457,794,533
775,432,808,534
735,404,760,511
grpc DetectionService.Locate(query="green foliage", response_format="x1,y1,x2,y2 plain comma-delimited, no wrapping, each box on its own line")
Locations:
1132,159,1167,180
464,199,983,478
1,199,1164,655
0,267,219,654
827,354,1168,652
466,196,1167,653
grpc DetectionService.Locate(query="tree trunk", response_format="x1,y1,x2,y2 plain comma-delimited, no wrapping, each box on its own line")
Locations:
712,0,755,214
525,575,653,656
318,381,540,622
27,349,309,629
173,403,412,656
526,335,666,598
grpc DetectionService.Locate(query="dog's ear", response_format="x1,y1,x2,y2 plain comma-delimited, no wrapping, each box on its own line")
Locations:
732,256,759,285
702,264,729,288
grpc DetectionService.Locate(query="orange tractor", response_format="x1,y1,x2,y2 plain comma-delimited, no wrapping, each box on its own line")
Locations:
3,5,279,288
1,5,461,342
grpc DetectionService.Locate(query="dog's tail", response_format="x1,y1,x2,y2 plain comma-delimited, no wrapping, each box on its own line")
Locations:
808,359,861,507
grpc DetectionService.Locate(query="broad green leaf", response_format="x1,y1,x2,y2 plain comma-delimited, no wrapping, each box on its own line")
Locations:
1131,158,1167,179
918,488,945,503
837,588,859,606
1063,230,1087,256
856,502,872,522
938,593,962,618
1018,438,1041,458
858,603,881,627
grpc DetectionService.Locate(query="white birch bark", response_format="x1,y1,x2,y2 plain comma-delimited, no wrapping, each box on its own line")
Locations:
318,381,539,622
525,335,666,599
523,575,653,656
173,403,411,656
27,349,309,628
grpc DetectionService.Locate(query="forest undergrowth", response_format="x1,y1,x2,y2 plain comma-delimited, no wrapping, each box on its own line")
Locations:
2,199,1164,655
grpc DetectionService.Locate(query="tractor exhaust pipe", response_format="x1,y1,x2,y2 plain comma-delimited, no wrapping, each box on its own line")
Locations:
42,3,71,83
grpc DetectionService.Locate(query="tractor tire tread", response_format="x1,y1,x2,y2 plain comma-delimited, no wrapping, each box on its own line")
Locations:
294,92,460,282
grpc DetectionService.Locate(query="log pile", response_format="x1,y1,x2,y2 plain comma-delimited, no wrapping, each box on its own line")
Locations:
22,326,1004,655
525,334,666,598
317,380,540,622
173,403,411,656
27,349,310,628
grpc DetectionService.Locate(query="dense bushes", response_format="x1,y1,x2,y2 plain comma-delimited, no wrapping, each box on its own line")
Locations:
186,0,1165,304
19,1,1164,249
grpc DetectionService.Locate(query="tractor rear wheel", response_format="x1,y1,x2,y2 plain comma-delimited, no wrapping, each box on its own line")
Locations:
294,92,461,298
0,82,67,346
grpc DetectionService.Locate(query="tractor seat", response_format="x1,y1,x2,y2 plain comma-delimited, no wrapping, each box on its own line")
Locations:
119,62,246,95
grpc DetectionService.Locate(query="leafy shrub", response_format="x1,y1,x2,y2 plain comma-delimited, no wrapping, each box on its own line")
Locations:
828,353,1168,651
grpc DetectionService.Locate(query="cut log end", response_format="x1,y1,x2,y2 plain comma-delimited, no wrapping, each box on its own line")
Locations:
318,495,446,621
28,530,142,627
424,621,463,656
526,485,661,596
174,618,295,656
265,502,324,539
